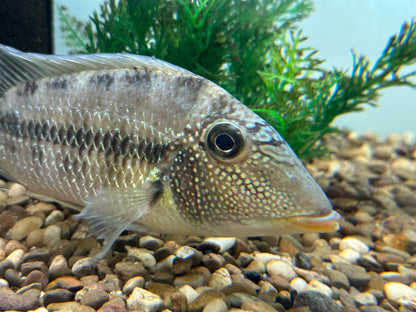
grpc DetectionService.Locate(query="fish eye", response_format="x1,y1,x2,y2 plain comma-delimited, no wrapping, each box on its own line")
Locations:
207,123,244,159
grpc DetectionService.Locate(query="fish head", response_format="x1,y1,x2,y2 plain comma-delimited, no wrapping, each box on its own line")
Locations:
168,90,339,237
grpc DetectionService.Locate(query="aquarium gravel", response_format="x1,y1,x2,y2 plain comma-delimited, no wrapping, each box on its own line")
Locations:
0,130,416,312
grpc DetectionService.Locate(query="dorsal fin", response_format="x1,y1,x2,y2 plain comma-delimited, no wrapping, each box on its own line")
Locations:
0,44,192,97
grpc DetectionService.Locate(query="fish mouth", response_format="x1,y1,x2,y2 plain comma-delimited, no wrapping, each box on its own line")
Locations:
276,210,340,233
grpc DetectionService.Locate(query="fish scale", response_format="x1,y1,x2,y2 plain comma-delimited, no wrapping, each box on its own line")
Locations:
0,44,339,257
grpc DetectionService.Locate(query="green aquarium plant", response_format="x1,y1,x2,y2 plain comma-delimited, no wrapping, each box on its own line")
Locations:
58,0,416,158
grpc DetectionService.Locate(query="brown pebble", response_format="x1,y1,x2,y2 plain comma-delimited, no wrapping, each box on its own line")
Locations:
267,275,291,291
165,290,188,312
97,301,127,312
56,276,84,291
22,270,48,289
173,257,193,275
201,253,226,272
188,289,226,312
80,288,110,309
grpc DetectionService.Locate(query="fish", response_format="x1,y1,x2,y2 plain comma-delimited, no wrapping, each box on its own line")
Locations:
0,44,339,257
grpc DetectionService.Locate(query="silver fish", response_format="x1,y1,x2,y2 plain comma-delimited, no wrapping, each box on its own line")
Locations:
0,44,339,256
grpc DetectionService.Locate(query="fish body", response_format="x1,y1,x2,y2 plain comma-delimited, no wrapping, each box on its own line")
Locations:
0,44,339,256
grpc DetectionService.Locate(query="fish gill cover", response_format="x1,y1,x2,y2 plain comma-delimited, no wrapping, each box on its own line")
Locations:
58,0,416,159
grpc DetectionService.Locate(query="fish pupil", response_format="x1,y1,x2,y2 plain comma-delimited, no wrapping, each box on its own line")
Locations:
215,133,234,151
207,123,244,159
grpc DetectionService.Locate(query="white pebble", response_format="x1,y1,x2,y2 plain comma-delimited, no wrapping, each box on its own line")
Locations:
304,280,333,297
339,237,370,254
385,282,416,304
338,248,361,264
290,277,307,293
202,237,236,252
179,285,199,304
253,251,282,265
176,246,198,259
127,287,163,312
208,268,232,290
266,260,297,281
354,292,377,306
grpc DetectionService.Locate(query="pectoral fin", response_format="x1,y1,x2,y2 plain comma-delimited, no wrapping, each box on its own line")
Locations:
78,187,157,258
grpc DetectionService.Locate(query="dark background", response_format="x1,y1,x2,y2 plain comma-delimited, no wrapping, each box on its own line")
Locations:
0,0,53,53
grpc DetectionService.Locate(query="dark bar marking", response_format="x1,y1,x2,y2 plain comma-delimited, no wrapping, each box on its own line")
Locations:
0,112,167,164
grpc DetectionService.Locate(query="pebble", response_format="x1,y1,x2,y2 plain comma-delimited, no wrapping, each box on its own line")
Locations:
339,237,370,254
354,292,378,306
266,260,297,281
0,292,40,310
294,290,342,312
174,273,206,289
290,277,308,293
80,288,110,309
164,290,188,312
385,281,416,304
43,288,75,306
179,284,199,304
332,262,371,288
202,237,236,252
189,289,225,312
8,183,27,197
72,257,98,278
123,276,146,296
127,287,163,312
126,246,157,268
173,256,193,275
139,235,164,250
8,216,43,241
203,298,228,312
49,254,71,279
208,267,232,290
304,280,333,297
326,269,350,290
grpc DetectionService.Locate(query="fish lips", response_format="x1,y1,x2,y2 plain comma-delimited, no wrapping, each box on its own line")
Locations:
275,210,340,233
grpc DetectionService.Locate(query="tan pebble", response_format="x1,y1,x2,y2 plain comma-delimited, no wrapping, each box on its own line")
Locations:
383,234,410,251
123,276,145,296
43,225,61,249
241,299,280,312
26,228,45,247
258,280,278,303
8,183,26,197
380,271,406,283
302,233,320,246
8,216,43,241
208,268,232,291
202,298,228,312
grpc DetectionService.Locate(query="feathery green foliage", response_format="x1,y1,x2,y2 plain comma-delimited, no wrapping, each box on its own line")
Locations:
58,0,416,158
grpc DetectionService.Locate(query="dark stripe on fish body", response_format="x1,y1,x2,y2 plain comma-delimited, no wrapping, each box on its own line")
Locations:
0,111,168,165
